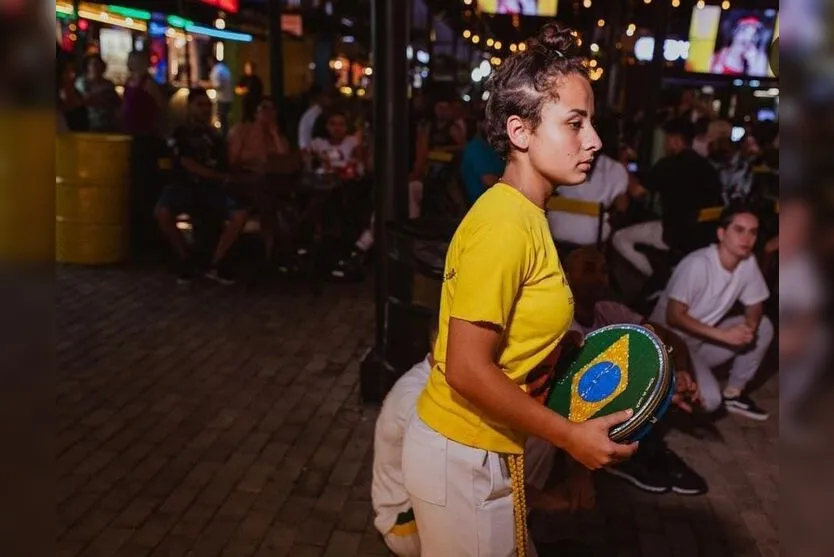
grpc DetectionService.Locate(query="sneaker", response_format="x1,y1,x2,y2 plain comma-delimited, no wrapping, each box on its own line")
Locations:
175,257,195,286
204,266,236,285
604,452,671,494
661,448,708,496
724,393,769,421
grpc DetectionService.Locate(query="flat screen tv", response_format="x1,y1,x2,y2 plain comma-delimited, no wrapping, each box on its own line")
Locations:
686,6,778,78
478,0,558,17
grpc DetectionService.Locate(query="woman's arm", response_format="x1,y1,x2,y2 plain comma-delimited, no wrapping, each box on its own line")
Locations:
446,318,638,470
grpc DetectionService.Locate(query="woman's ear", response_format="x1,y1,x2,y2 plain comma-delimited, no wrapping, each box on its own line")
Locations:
506,115,530,151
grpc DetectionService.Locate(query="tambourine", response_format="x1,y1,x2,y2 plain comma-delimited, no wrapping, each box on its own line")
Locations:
544,324,675,443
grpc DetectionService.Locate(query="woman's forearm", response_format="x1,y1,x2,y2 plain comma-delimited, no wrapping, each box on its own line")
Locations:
448,361,573,450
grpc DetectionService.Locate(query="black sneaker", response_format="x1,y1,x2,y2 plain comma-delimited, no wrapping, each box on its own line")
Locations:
175,257,195,286
724,393,769,421
661,448,708,496
604,452,671,494
204,266,236,285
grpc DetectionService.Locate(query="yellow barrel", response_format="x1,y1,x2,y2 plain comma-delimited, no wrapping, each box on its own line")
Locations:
55,133,132,265
0,111,56,263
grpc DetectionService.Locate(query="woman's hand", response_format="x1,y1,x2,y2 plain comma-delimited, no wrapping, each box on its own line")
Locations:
562,410,638,470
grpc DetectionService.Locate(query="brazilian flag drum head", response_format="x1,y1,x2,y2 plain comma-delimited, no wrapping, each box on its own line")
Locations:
545,324,675,443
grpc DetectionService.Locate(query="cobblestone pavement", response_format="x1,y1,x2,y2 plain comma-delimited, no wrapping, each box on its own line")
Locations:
57,264,778,557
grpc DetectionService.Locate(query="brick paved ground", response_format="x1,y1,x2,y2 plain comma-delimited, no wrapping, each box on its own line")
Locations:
57,264,778,557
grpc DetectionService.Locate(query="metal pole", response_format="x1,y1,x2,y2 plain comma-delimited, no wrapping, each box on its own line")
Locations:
268,0,285,123
371,0,410,358
638,0,671,167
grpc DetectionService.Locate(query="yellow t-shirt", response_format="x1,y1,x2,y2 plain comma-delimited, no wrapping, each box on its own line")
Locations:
417,182,574,454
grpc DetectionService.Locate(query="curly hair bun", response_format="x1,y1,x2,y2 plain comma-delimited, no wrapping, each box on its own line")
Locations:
535,22,576,57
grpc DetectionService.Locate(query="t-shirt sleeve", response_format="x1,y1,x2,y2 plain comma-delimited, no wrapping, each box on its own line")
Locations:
606,160,629,204
449,222,529,329
739,258,770,306
665,257,708,307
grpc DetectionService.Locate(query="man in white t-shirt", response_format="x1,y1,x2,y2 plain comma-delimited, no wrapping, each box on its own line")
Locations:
298,85,331,149
547,153,629,247
650,203,773,419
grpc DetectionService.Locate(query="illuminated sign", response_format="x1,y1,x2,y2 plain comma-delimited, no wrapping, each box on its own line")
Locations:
199,0,240,13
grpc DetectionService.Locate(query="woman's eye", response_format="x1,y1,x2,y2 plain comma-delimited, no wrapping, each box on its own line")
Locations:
568,121,582,130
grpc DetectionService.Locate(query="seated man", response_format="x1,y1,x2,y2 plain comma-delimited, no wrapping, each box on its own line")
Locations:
154,88,249,285
612,117,723,276
650,202,774,419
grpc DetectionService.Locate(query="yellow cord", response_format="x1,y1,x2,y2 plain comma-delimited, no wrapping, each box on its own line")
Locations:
507,453,528,557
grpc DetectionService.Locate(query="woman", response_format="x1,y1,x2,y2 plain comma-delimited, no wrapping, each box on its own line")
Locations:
227,96,291,263
76,55,121,132
402,23,638,557
308,110,364,179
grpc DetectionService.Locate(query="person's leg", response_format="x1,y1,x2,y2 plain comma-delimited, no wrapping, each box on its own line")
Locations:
686,339,735,414
154,201,188,259
712,315,774,420
723,316,774,396
211,208,248,267
409,180,424,220
781,327,828,432
611,220,666,276
403,415,523,557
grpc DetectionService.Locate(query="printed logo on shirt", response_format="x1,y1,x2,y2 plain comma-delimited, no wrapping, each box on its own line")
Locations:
443,269,456,282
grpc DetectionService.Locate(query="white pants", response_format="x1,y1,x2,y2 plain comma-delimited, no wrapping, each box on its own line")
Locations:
402,415,536,557
611,220,667,276
409,180,424,219
687,316,774,412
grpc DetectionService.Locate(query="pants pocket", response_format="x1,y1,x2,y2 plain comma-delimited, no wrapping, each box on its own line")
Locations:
402,416,447,506
476,451,513,508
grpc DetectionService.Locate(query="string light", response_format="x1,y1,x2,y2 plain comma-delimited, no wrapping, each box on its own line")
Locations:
463,29,471,39
643,0,651,4
518,42,527,51
589,59,598,67
464,0,473,4
672,0,680,6
590,43,600,53
597,19,605,27
576,38,582,47
626,23,636,37
494,41,502,50
472,35,480,44
486,37,494,46
696,0,705,8
721,0,730,8
510,43,517,52
583,0,592,7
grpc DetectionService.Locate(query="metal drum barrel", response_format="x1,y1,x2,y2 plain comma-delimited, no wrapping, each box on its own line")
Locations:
56,133,132,264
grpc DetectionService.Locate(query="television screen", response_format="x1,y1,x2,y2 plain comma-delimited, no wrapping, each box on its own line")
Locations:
686,6,778,77
479,0,558,17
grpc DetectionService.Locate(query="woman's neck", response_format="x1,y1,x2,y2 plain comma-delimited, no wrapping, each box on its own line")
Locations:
500,161,553,210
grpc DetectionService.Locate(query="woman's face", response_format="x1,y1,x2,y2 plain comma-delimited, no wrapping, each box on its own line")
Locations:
327,115,348,141
256,100,276,126
526,74,601,186
732,24,758,50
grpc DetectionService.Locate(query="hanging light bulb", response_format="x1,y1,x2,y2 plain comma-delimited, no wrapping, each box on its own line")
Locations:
472,35,480,44
643,0,652,4
463,29,471,39
494,41,502,50
721,0,730,8
486,37,494,47
518,42,527,51
597,19,605,27
696,0,706,8
672,0,681,7
583,0,592,7
626,23,636,37
510,43,518,52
